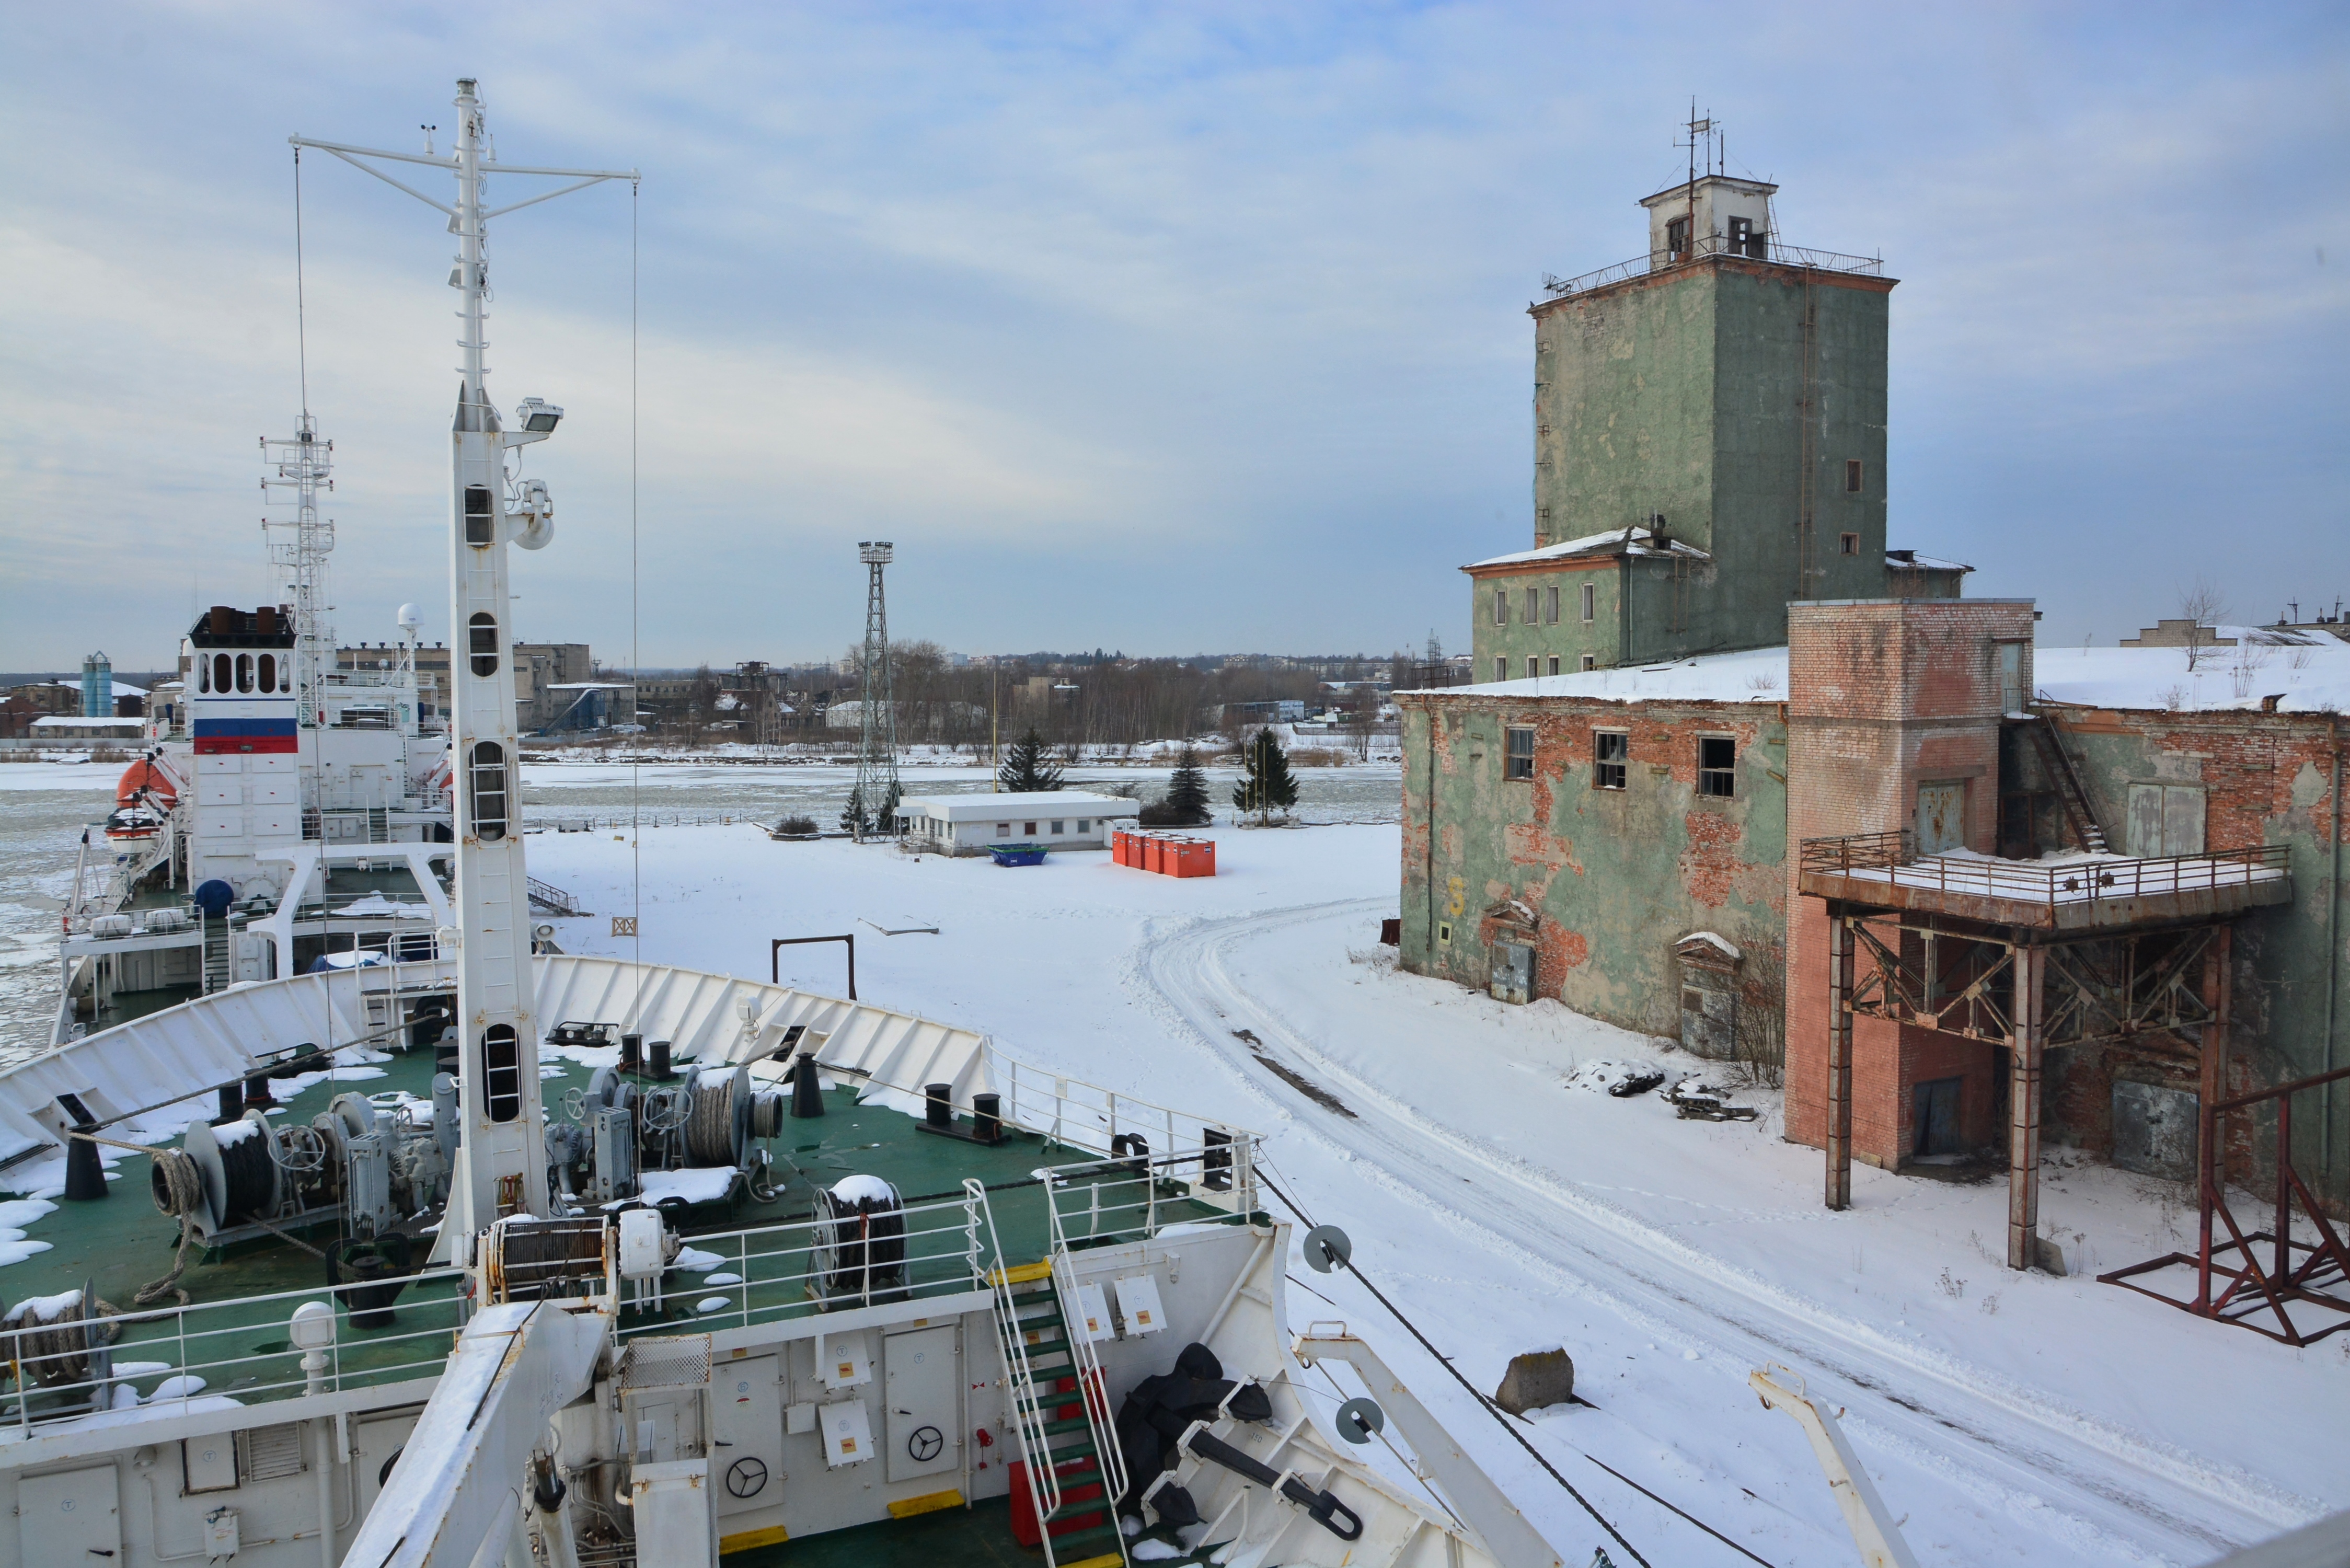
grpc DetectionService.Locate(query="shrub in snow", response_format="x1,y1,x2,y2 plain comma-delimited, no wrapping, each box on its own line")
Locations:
997,728,1064,793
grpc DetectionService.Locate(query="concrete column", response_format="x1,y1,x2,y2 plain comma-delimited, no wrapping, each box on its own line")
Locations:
2006,942,2046,1271
1826,913,1854,1210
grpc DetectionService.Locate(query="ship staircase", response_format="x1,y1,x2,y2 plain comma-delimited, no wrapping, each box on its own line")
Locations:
528,876,585,918
2024,713,2109,852
200,913,232,995
971,1180,1128,1568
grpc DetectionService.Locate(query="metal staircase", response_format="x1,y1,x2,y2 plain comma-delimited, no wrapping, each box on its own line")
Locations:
2025,713,2109,853
967,1182,1127,1568
200,914,232,994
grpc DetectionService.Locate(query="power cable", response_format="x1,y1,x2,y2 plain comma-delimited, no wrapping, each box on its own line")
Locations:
1255,1166,1780,1568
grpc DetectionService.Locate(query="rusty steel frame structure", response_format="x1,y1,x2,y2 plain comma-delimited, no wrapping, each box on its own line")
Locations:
1801,829,2292,1279
2097,1062,2350,1346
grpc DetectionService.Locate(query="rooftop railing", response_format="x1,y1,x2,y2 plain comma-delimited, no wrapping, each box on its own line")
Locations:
1542,234,1886,298
1800,832,2292,907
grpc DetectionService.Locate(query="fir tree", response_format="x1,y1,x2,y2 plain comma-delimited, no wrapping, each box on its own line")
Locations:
997,728,1064,793
1231,728,1299,824
839,784,870,837
1164,744,1212,825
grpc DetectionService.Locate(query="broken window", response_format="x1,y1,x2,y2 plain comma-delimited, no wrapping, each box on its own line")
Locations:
1506,727,1535,780
1580,653,1597,672
1593,731,1627,790
1665,215,1690,258
1840,533,1859,556
1494,658,1507,683
1846,459,1863,493
1729,215,1766,258
1698,736,1736,798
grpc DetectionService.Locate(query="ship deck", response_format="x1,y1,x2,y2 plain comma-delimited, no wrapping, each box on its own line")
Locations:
0,1032,1233,1429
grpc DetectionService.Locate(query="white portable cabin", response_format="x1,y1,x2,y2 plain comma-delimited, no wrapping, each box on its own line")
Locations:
898,790,1139,855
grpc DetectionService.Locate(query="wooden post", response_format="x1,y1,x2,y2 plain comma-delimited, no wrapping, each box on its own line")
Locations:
2196,924,2232,1312
2007,942,2046,1271
1827,913,1854,1211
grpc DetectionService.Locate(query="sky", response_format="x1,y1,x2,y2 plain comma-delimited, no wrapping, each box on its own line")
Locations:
2,3,2346,670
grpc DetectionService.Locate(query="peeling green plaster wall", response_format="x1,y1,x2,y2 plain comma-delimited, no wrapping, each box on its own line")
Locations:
1399,694,1791,1042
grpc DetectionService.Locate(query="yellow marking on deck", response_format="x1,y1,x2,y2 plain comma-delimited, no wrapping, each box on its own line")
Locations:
886,1488,965,1518
988,1259,1054,1285
1061,1556,1125,1568
719,1524,790,1554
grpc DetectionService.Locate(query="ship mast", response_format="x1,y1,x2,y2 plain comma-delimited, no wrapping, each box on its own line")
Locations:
261,420,335,728
295,79,635,1250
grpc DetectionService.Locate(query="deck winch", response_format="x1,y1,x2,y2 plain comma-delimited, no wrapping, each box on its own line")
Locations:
544,1059,787,1210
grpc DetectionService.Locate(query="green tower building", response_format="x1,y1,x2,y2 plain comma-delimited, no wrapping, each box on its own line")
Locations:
1468,170,1964,684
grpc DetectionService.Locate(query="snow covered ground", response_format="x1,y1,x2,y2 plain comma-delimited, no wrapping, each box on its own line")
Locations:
530,817,2349,1567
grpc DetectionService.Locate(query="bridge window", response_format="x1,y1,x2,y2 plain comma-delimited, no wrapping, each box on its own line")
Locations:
236,653,255,693
468,741,508,840
469,613,499,678
258,653,277,692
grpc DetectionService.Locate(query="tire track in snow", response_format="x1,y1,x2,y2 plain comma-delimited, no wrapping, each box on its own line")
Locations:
1126,897,2314,1565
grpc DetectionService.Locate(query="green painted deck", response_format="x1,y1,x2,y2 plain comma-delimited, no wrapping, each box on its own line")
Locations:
728,1496,1032,1567
1,1033,1232,1420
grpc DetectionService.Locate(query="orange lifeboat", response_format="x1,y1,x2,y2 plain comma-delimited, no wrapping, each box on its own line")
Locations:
106,756,180,841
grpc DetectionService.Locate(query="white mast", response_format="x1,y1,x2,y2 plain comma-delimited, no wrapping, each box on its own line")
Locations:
295,79,635,1249
261,419,335,727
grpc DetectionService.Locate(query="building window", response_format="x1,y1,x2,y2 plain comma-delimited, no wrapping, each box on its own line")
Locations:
468,613,499,677
1524,587,1539,623
1846,459,1863,493
1548,656,1561,676
1581,582,1596,624
1666,215,1690,258
1546,585,1560,625
997,822,1011,836
1506,727,1535,780
481,1024,522,1122
1494,658,1507,683
1527,657,1539,679
1436,920,1452,946
1050,820,1066,835
1698,736,1737,798
1594,731,1627,790
1580,654,1597,672
1077,818,1090,833
1023,821,1038,836
1729,215,1765,258
464,485,496,546
1493,587,1507,626
468,741,509,839
1840,533,1859,556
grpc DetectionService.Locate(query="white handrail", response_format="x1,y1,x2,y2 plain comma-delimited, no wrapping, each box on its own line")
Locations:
1052,1248,1130,1511
965,1179,1063,1526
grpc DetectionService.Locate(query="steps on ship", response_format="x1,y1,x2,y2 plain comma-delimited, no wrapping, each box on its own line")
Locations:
993,1263,1127,1568
201,915,231,995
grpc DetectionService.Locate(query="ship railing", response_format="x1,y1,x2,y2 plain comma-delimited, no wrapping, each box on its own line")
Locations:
1042,1138,1260,1254
0,1268,471,1434
611,1186,996,1341
1050,1243,1131,1509
987,1043,1257,1212
966,1179,1069,1528
1541,232,1886,296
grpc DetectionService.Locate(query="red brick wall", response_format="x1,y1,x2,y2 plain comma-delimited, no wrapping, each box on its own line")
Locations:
1784,600,2037,1166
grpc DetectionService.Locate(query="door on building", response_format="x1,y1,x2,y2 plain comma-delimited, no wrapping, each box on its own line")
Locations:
1913,1076,1965,1158
1916,782,1966,855
2125,783,2206,858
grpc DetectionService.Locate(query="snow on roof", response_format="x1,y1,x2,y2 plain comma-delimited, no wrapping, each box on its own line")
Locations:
47,679,148,697
899,790,1141,821
1678,931,1743,961
1885,551,1972,573
1417,645,1788,704
32,716,143,730
2035,639,2350,714
1465,526,1712,571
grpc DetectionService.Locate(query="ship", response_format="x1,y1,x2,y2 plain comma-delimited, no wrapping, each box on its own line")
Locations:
0,80,1552,1568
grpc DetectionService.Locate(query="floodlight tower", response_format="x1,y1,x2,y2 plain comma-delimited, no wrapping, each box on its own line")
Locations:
853,541,900,840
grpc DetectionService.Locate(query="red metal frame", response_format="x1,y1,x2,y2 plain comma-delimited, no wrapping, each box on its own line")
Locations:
2098,1062,2350,1345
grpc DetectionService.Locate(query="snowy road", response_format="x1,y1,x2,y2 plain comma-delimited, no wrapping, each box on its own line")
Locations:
1131,896,2304,1567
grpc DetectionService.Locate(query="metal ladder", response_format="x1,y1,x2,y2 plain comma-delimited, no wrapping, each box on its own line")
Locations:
200,914,232,995
990,1263,1128,1567
2025,714,2109,853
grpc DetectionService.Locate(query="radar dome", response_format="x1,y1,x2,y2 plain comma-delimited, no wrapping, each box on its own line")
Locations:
396,604,421,631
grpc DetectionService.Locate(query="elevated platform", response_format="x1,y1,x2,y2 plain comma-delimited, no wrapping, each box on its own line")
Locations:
1798,833,2291,931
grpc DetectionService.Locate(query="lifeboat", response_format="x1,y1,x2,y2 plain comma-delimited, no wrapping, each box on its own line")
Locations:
106,756,181,841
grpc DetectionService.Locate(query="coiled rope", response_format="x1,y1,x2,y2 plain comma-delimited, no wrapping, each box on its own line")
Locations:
142,1147,206,1308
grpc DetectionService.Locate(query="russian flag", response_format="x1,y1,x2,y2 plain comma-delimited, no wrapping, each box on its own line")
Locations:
193,718,299,755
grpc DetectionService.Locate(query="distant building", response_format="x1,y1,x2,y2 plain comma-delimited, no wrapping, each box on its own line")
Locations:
899,790,1139,856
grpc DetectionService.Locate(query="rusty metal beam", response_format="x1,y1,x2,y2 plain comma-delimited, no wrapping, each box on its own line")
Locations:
2007,944,2046,1272
1827,914,1853,1212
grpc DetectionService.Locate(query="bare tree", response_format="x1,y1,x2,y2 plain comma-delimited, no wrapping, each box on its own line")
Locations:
2178,578,2230,672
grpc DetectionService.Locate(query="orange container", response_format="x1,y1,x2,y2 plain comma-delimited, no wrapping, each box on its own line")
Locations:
1171,838,1216,878
1111,827,1128,866
1142,834,1166,874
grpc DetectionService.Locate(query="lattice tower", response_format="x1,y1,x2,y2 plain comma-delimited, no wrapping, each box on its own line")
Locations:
261,415,336,727
855,541,900,835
